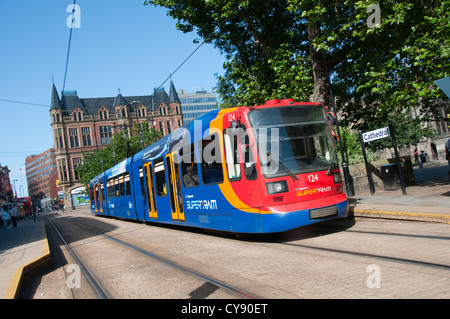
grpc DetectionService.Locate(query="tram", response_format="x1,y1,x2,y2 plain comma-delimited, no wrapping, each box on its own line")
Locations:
90,99,348,233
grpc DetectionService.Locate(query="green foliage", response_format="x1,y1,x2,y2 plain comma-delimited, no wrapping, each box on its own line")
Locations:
338,111,437,164
338,126,379,165
145,0,449,127
77,123,162,187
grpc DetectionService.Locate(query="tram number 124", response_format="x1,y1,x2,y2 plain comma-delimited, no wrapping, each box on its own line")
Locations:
308,174,319,183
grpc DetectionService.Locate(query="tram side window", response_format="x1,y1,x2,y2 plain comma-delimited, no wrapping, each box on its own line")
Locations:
124,172,131,196
243,126,257,180
119,175,125,196
223,129,241,181
154,158,167,196
139,166,146,198
200,133,224,185
179,143,199,188
89,186,94,201
114,177,120,197
109,179,115,198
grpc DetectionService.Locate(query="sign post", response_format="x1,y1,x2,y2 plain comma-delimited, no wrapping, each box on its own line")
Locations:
388,121,407,195
359,130,376,194
359,124,407,195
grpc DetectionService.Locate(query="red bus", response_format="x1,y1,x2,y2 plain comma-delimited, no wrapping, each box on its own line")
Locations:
17,197,32,217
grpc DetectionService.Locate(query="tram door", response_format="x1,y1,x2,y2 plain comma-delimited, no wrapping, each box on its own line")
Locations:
165,152,185,221
93,184,98,213
94,184,103,213
144,162,158,219
98,182,104,214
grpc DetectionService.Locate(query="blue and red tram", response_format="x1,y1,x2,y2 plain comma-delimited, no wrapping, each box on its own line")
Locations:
90,99,348,233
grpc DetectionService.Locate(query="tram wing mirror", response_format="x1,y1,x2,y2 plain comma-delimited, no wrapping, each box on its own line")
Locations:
327,112,337,126
331,131,339,143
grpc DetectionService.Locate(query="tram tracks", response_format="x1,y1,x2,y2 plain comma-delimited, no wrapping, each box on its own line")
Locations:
29,211,450,299
48,218,111,299
274,222,450,271
47,215,260,299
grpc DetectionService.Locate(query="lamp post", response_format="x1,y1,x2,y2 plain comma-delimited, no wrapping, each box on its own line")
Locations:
147,118,156,142
322,52,353,197
13,179,18,200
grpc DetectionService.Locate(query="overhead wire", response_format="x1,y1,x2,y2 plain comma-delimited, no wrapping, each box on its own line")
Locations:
62,0,77,93
1,2,219,108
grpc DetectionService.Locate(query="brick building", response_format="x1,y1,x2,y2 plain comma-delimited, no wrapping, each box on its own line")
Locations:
25,148,59,210
0,164,13,204
49,81,183,209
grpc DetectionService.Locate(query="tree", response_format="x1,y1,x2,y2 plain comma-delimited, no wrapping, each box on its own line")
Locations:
77,123,161,187
145,0,449,131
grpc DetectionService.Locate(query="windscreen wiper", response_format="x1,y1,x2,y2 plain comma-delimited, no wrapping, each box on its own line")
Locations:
326,148,338,175
267,150,298,181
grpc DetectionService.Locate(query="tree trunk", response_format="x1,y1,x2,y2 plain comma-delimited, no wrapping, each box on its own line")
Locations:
308,23,330,106
238,9,272,59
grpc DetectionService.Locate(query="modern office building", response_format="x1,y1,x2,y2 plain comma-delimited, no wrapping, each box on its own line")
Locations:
25,148,59,210
178,90,219,123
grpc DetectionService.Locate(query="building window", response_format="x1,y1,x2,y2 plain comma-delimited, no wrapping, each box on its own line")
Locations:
59,159,68,181
99,125,112,145
73,111,82,121
81,127,91,146
72,157,82,180
159,122,164,134
167,121,171,134
99,109,108,120
54,128,64,149
68,128,79,148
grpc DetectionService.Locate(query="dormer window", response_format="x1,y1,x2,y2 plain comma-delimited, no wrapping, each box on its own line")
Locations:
138,106,146,118
98,107,108,120
73,110,83,121
159,104,168,116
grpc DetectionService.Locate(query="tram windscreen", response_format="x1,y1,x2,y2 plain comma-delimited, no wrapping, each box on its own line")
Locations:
248,105,334,178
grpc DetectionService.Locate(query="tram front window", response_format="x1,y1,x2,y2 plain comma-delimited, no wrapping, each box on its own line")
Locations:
248,105,334,178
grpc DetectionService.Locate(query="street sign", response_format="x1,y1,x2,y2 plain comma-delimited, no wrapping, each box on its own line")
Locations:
362,126,390,143
358,122,406,195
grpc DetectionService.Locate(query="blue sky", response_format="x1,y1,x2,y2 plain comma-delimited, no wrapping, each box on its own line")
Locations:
0,0,226,197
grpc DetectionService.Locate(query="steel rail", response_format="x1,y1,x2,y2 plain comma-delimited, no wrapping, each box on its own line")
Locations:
67,219,261,299
48,218,110,299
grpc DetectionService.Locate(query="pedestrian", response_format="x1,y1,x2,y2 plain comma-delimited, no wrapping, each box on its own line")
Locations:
414,147,418,164
445,137,450,176
2,205,10,230
183,165,199,187
9,204,18,228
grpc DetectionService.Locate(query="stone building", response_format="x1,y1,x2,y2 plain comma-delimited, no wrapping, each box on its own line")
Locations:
49,80,183,209
0,164,13,204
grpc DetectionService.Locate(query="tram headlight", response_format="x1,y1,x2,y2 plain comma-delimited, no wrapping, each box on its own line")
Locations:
266,181,288,195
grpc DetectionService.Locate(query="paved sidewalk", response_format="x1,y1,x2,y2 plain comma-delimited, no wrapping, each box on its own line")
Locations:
349,160,450,223
0,214,50,299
